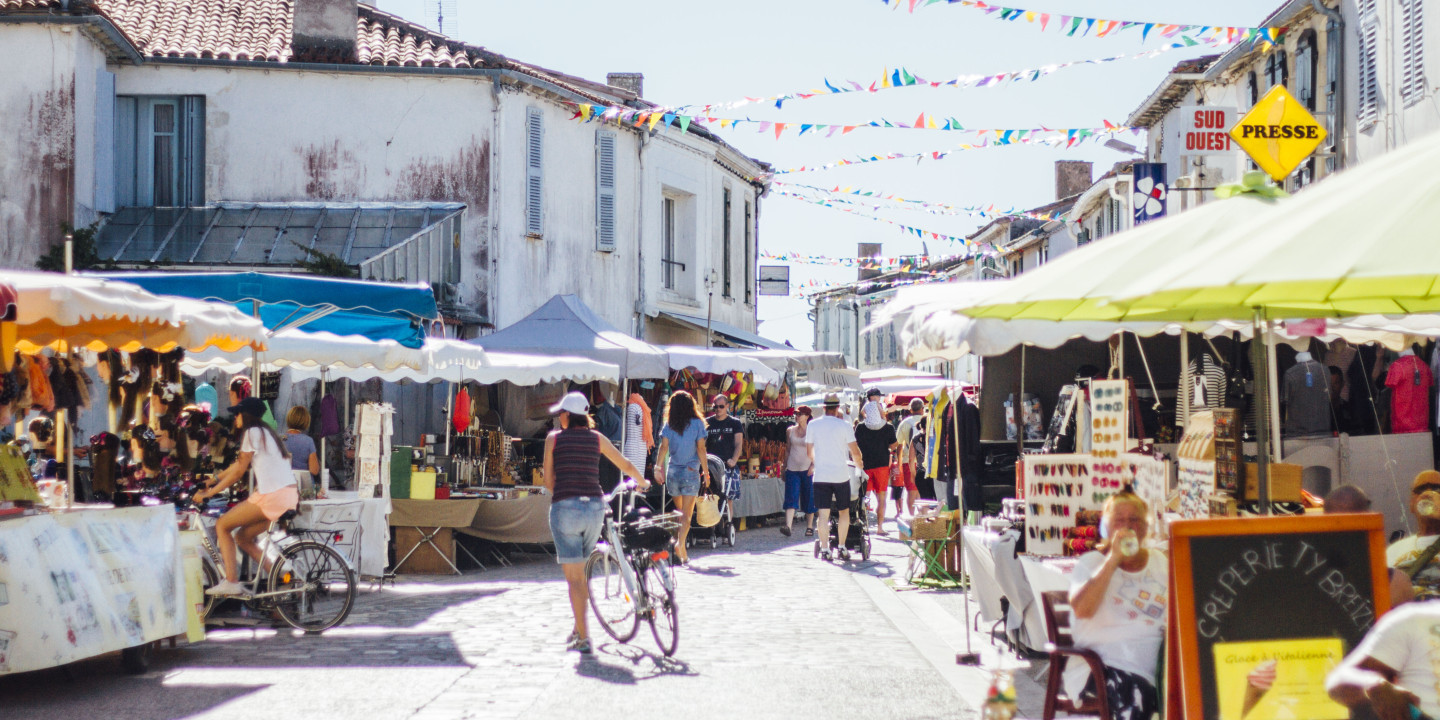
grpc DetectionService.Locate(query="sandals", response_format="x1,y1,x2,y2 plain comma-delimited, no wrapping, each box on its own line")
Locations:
780,525,792,537
838,548,852,562
805,527,815,537
819,549,832,562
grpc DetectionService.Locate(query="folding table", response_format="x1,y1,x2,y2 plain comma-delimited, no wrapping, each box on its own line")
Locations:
389,498,485,574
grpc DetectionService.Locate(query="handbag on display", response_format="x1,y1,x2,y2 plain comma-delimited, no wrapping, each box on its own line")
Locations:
693,494,721,527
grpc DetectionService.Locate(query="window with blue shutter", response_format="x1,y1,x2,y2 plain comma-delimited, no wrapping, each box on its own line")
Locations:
595,130,616,252
526,107,544,236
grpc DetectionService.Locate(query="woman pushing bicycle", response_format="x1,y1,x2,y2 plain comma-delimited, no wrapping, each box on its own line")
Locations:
196,396,299,597
543,391,647,654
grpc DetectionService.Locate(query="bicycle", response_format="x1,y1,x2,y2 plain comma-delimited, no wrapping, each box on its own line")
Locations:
584,479,684,656
181,501,357,633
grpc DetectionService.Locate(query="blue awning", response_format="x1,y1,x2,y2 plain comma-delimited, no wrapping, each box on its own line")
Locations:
89,271,438,347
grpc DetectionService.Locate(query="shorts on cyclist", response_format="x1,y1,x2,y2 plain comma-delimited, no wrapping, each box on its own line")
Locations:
549,495,605,564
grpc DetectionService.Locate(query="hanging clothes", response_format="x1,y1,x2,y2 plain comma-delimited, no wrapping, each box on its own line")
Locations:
1175,352,1228,424
1387,353,1434,434
1282,358,1332,437
925,389,952,479
27,355,55,412
1327,341,1358,402
453,387,472,435
956,396,983,514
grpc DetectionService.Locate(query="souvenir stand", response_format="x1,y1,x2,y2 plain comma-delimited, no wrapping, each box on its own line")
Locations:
661,346,789,524
188,328,620,575
327,340,620,575
0,270,267,675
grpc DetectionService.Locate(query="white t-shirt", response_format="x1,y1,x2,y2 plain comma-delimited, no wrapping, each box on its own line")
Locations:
242,427,298,495
805,415,856,484
1068,549,1169,683
896,415,921,460
1388,535,1440,600
1343,602,1440,718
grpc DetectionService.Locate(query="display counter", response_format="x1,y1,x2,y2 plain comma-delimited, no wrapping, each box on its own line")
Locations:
731,475,784,519
295,495,392,578
389,491,554,574
0,506,189,675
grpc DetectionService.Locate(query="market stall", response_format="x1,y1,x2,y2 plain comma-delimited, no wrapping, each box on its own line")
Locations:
2,270,267,675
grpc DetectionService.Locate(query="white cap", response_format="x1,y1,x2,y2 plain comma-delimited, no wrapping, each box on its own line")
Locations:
550,391,590,416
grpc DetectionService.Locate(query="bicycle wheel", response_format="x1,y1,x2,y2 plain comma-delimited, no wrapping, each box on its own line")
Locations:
585,546,639,642
270,541,356,633
643,559,679,656
200,561,222,620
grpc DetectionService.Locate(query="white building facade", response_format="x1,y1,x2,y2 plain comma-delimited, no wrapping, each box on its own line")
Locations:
0,0,768,344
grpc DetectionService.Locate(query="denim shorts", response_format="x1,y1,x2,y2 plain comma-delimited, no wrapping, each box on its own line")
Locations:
549,496,605,564
667,465,701,497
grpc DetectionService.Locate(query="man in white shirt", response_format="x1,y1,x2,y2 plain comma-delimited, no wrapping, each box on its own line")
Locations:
806,394,865,562
1328,602,1440,720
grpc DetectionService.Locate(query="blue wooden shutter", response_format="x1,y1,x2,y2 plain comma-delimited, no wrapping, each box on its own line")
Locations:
595,130,616,252
526,107,543,236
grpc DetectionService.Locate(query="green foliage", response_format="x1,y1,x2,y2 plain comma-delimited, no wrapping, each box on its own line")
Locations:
291,241,358,278
35,223,116,272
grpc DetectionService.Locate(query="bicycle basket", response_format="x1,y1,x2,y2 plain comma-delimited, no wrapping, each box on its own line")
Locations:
621,509,672,551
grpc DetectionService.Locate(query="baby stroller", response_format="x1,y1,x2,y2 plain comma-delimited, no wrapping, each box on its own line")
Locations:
685,454,737,549
812,463,872,562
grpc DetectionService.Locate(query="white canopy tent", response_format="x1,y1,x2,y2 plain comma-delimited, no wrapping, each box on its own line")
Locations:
661,346,781,386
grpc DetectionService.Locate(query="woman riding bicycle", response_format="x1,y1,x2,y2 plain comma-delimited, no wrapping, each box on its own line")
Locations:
543,391,646,654
197,396,299,597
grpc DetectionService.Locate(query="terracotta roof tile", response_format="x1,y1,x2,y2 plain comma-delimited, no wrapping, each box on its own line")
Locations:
0,0,610,101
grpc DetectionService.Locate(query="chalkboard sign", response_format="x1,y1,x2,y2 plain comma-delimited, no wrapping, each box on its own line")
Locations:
1170,514,1389,720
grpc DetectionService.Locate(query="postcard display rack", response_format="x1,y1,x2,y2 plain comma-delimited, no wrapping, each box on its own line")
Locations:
1022,379,1172,554
354,402,395,498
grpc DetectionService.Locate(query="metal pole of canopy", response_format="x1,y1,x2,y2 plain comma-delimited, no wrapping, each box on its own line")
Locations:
1252,308,1271,515
63,235,73,508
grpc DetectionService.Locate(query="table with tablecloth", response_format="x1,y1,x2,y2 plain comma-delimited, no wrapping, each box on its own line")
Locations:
293,495,391,578
457,492,552,544
731,475,784,519
388,498,483,574
1017,554,1080,648
961,526,1051,653
389,494,556,573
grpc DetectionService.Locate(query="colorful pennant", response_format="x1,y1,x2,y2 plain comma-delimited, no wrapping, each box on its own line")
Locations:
883,0,1287,47
775,189,984,244
773,181,1055,221
668,41,1234,115
771,126,1138,174
570,102,1131,141
762,250,971,270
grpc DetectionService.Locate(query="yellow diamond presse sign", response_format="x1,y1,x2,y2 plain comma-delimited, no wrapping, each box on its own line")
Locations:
1229,85,1328,181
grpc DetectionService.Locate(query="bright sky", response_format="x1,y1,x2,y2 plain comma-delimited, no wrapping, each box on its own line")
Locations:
376,0,1272,350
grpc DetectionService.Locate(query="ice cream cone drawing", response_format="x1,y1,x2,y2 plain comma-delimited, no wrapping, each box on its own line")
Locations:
1241,659,1278,718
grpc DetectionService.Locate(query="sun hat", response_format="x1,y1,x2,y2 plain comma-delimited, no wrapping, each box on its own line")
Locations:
823,393,841,407
549,391,590,416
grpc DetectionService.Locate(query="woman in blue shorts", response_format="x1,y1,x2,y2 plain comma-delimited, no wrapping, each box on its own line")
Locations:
543,391,646,654
655,390,709,565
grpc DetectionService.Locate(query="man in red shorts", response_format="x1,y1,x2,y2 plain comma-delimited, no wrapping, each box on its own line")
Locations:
894,398,925,518
854,389,900,535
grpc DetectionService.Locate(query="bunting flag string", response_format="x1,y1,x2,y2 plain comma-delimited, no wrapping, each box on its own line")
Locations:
793,271,981,298
883,0,1287,48
771,125,1140,174
668,41,1232,115
774,188,983,244
762,250,971,271
569,101,1131,141
773,181,1055,220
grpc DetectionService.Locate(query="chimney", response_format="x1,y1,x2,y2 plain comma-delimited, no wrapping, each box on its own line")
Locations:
1054,160,1093,200
857,243,883,282
606,73,644,98
292,0,357,63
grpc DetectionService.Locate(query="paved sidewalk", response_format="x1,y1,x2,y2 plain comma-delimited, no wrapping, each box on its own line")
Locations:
1,517,1047,720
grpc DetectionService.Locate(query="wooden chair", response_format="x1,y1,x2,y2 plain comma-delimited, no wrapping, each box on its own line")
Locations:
1039,590,1112,720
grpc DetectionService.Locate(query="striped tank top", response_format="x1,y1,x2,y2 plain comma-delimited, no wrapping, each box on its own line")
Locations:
551,428,603,502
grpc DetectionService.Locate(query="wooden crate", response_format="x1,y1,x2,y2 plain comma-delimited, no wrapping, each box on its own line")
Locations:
1243,462,1304,502
393,526,456,575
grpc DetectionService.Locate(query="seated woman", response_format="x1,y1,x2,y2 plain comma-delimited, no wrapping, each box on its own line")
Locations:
1068,489,1167,720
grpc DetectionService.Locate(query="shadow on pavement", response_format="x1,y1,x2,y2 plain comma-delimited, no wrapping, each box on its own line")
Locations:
0,656,264,718
685,564,737,578
577,643,698,684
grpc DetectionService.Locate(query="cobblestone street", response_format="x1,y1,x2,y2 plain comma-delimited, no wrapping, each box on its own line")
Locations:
0,523,1049,720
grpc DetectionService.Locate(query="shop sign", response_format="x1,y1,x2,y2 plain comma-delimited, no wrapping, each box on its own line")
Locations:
1176,106,1240,155
758,265,790,297
1131,163,1168,225
1167,513,1387,720
1229,86,1328,182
